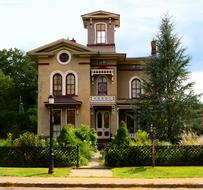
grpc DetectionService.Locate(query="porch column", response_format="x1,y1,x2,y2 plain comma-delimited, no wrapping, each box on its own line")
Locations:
117,108,119,130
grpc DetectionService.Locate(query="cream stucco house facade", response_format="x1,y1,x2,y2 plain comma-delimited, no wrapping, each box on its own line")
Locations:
28,10,151,145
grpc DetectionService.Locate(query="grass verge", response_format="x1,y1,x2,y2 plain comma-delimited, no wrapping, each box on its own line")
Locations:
0,167,71,177
113,166,203,178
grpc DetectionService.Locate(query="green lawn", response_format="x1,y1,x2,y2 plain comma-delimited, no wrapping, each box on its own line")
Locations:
1,166,203,178
113,166,203,178
0,167,71,177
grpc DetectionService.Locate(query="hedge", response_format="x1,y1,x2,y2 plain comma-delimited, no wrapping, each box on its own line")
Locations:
105,145,203,167
0,146,79,167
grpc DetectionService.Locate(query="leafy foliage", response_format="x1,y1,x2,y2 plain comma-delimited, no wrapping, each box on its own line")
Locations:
13,132,48,147
0,48,37,137
57,124,78,146
0,133,13,147
74,124,97,149
112,121,132,146
57,124,97,165
134,129,151,146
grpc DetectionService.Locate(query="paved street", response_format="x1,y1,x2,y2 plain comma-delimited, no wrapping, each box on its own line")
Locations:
0,188,203,190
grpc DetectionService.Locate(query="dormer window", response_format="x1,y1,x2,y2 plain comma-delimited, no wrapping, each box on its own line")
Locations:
96,23,106,44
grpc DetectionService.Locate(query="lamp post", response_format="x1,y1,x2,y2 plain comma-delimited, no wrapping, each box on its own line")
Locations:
150,123,155,167
48,95,54,174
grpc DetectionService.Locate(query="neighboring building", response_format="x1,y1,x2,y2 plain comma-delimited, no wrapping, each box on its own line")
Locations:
28,10,151,144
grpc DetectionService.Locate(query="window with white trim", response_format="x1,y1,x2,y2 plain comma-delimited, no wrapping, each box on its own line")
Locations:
98,76,107,96
96,23,106,43
131,79,141,98
53,74,62,96
66,73,75,96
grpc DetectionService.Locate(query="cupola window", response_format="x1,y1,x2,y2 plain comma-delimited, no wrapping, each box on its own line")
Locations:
96,23,106,44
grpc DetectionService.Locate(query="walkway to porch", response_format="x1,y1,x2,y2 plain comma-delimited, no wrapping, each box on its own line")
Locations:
70,151,112,177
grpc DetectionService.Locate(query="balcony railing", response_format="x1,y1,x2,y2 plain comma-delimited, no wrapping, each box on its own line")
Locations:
90,96,116,104
91,69,114,76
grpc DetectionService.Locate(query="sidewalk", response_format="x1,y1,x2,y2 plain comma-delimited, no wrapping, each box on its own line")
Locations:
0,176,203,188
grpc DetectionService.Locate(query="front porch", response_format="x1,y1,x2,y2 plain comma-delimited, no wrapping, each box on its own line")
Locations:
90,95,117,148
90,97,139,147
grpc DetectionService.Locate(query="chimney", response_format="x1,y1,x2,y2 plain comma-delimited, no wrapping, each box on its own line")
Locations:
151,40,157,55
70,38,76,43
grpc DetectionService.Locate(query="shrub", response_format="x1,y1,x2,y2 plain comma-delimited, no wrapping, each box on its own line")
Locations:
78,141,92,165
112,121,132,146
13,132,48,147
57,124,78,146
157,141,172,146
57,124,97,165
179,131,203,145
74,124,97,150
0,133,13,147
105,145,203,166
134,129,151,146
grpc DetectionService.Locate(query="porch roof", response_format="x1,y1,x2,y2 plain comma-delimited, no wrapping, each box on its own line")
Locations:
45,97,82,108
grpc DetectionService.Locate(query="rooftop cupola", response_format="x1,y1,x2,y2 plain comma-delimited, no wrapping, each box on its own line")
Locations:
81,10,120,52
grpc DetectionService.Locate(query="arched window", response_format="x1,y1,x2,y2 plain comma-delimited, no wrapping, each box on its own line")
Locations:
98,76,107,96
53,74,62,96
104,112,110,129
96,23,106,43
66,73,75,95
131,79,141,98
97,112,102,129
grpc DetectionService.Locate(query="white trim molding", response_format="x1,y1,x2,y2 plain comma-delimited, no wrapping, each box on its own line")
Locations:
94,22,108,44
129,76,143,99
50,70,78,96
57,50,71,65
50,70,64,95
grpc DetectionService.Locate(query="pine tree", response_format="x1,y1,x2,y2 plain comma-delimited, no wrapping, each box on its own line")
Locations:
112,121,132,145
140,14,199,143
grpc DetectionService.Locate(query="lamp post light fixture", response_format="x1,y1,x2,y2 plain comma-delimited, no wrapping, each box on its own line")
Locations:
48,95,54,174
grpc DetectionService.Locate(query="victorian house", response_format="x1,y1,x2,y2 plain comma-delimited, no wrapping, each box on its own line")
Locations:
28,10,151,144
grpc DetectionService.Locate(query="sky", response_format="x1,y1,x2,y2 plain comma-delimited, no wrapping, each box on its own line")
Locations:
0,0,203,100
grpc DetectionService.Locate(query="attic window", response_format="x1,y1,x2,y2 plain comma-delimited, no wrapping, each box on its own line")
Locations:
57,50,71,65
